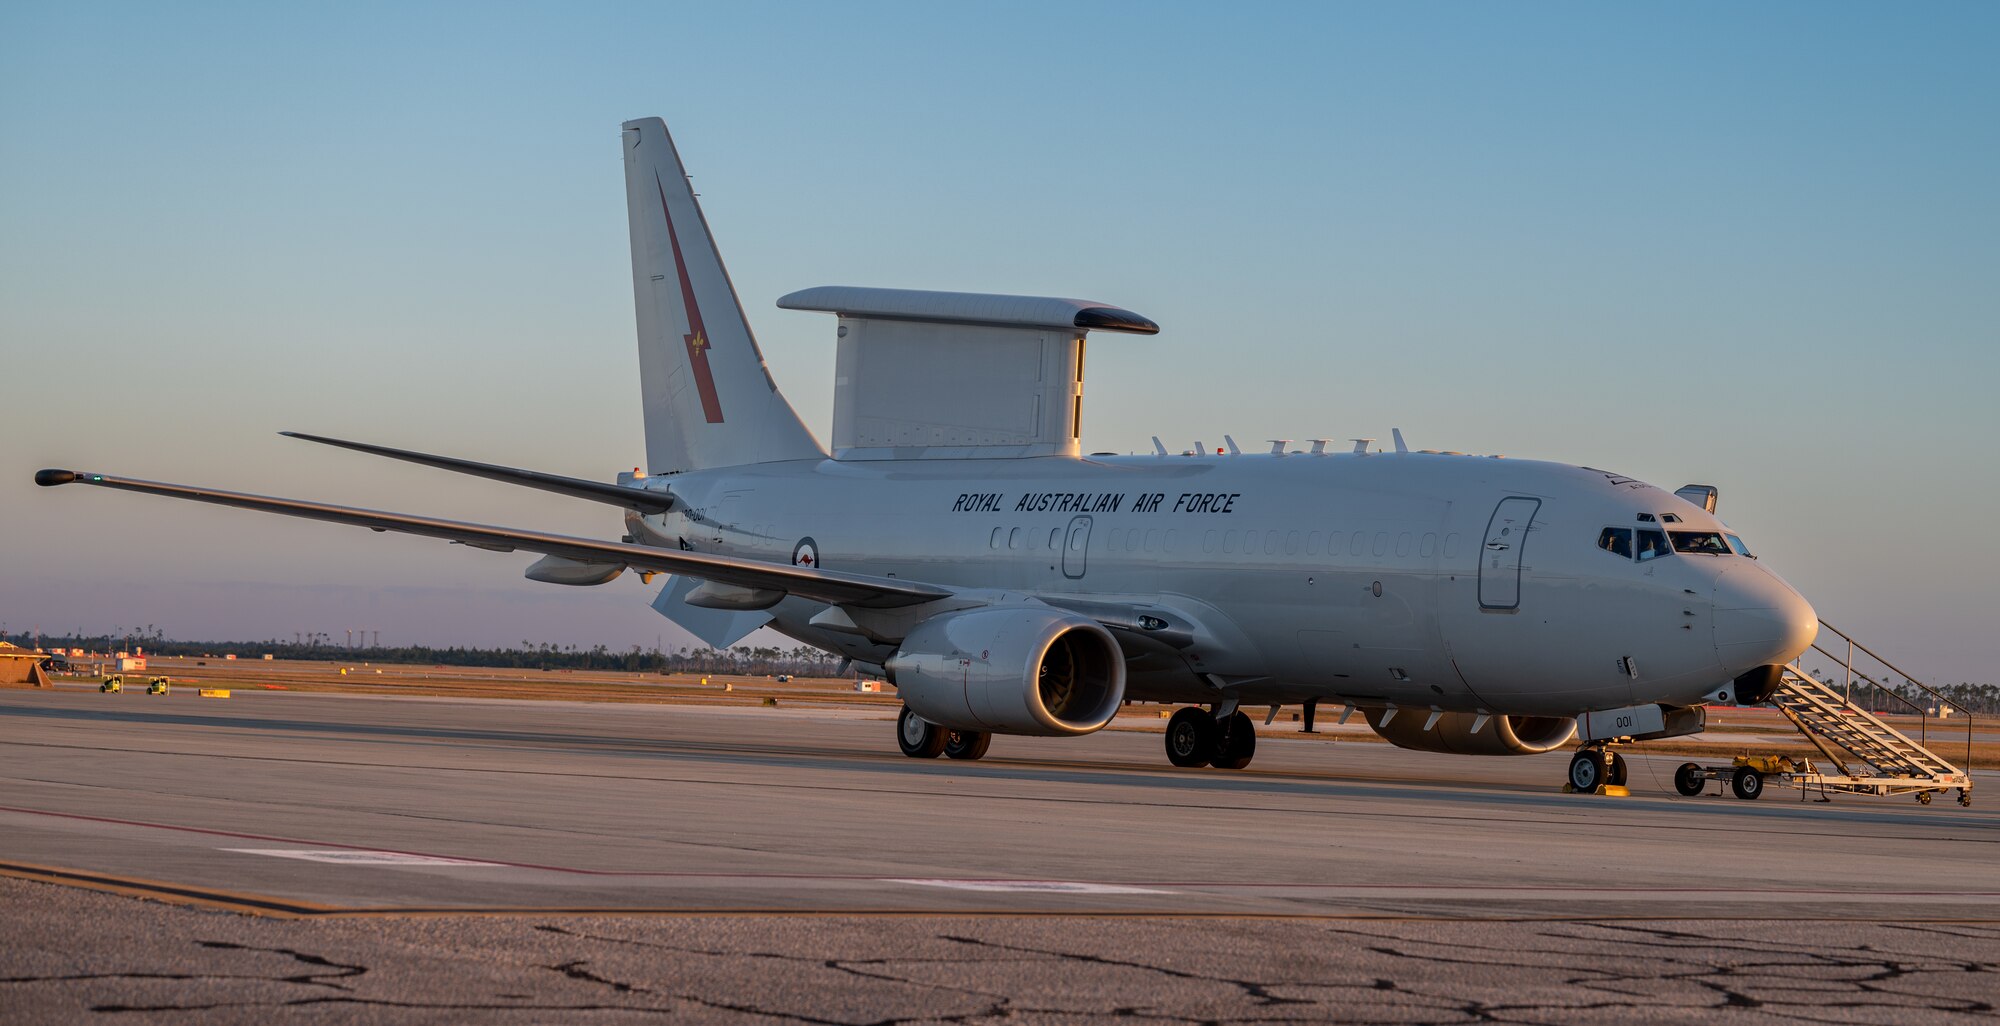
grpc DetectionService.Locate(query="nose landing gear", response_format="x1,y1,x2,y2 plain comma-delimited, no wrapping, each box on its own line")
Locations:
1564,744,1630,796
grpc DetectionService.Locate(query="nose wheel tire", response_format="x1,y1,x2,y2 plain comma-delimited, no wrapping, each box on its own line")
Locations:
897,706,947,759
1673,763,1706,796
1568,751,1605,792
1165,707,1216,768
1731,766,1764,800
943,729,991,761
1212,712,1257,770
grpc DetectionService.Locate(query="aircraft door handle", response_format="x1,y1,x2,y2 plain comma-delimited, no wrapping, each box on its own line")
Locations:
1485,542,1509,551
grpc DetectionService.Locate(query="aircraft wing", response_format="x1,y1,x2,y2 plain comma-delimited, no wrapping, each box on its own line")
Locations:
33,469,949,610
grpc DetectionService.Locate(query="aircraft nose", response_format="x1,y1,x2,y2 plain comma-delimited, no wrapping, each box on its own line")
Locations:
1713,564,1818,675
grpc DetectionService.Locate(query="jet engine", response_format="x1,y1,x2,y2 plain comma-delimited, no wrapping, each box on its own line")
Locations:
1364,708,1577,756
887,606,1126,736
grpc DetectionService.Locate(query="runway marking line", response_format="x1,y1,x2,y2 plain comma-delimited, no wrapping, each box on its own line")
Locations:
891,879,1173,895
224,848,499,866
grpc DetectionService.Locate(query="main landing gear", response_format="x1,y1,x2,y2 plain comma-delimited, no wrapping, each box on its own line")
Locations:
1164,706,1257,770
896,706,991,761
1565,744,1629,793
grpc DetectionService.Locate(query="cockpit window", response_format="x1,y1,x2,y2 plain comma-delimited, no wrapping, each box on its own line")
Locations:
1670,531,1729,554
1598,527,1633,558
1725,533,1754,558
1661,513,1682,523
1636,529,1670,561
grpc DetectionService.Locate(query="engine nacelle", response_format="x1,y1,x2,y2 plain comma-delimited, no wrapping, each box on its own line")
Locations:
1364,708,1577,756
887,606,1126,736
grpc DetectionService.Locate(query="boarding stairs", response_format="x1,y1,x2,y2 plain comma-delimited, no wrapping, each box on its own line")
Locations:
1761,621,1973,804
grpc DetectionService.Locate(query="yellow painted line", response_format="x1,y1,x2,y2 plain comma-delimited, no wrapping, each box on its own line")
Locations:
0,860,334,918
198,688,231,698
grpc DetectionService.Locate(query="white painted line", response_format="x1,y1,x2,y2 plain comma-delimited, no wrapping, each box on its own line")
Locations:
889,878,1171,895
223,848,496,866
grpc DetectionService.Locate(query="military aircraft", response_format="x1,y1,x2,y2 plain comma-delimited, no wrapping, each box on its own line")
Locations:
36,117,1816,789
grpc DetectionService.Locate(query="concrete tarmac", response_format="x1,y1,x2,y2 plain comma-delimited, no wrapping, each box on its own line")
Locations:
3,687,1997,1022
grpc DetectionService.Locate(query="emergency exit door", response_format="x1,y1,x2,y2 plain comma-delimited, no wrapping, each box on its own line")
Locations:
1062,515,1092,579
1478,497,1540,610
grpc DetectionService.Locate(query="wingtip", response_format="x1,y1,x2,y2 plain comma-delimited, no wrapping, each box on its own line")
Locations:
35,469,77,487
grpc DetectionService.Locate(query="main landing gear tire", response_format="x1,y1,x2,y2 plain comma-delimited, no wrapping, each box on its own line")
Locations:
943,729,991,761
1731,766,1765,800
1607,752,1629,787
1568,751,1605,792
1212,712,1256,770
1165,707,1215,768
1674,763,1706,797
897,706,947,759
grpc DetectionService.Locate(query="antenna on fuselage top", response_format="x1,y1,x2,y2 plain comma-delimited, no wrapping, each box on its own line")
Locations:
1351,438,1374,455
1151,436,1168,457
1223,435,1241,456
1392,428,1409,454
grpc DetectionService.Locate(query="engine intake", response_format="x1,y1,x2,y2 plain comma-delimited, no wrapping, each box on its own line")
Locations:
1364,709,1576,756
887,606,1126,736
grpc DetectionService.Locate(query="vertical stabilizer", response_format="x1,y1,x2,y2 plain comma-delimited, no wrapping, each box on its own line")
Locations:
622,118,824,473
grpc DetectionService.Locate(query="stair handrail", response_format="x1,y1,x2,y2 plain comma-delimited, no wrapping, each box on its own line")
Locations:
1803,618,1973,775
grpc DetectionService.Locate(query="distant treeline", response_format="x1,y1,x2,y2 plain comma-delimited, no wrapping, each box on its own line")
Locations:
17,630,848,677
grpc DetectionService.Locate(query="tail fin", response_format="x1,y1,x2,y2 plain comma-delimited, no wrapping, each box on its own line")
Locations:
622,118,824,473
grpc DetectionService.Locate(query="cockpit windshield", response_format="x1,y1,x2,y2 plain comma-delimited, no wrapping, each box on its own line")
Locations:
1635,529,1670,561
1725,533,1754,558
1670,531,1729,554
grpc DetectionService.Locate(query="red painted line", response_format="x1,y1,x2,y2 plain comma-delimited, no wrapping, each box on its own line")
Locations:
3,805,1996,897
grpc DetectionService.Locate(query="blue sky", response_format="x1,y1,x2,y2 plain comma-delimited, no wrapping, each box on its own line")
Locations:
3,3,1996,682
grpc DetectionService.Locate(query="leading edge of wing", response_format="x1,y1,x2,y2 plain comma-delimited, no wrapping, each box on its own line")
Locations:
279,431,672,515
33,469,946,610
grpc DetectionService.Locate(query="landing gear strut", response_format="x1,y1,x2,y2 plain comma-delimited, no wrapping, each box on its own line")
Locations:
1164,705,1257,770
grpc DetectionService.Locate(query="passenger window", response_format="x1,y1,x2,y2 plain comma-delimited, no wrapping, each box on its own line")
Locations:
1725,533,1754,558
1670,531,1729,554
1049,527,1061,549
990,527,1003,549
1008,527,1021,549
1636,529,1670,561
1598,527,1633,559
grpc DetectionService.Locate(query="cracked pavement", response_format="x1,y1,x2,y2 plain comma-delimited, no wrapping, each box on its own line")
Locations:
4,877,1998,1024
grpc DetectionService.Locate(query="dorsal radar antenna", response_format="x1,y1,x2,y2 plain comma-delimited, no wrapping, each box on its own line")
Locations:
1267,440,1291,456
1392,428,1409,454
1308,439,1330,455
1351,438,1375,455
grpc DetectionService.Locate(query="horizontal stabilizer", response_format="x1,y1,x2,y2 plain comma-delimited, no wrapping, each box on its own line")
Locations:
281,432,672,514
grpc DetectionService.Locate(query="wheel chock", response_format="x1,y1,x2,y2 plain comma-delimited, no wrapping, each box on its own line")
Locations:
1562,783,1631,797
761,697,778,707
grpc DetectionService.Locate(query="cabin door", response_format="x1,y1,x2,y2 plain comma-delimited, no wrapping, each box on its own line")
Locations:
1062,515,1092,579
1477,497,1540,610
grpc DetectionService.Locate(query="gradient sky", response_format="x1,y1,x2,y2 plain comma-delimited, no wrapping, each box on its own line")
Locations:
3,3,1996,683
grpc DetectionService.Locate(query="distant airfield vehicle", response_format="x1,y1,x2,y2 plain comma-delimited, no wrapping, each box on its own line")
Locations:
38,117,1821,789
